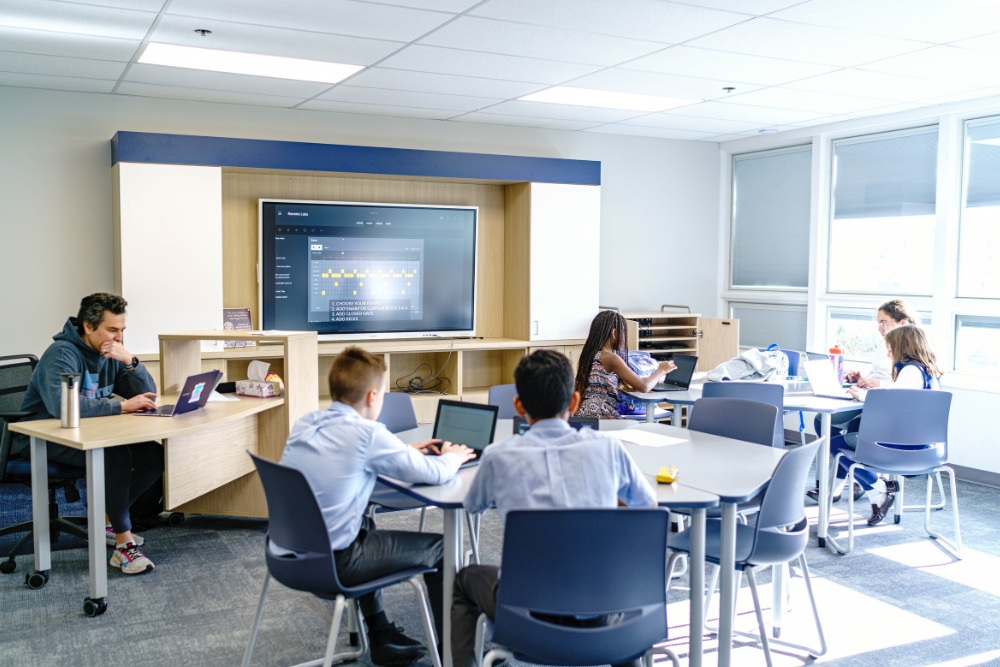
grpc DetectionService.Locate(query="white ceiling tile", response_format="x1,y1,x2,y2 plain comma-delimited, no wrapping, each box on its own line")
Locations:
951,31,1000,56
567,68,762,101
0,26,139,61
787,68,980,102
0,51,125,79
347,68,544,99
125,63,332,98
165,0,455,42
116,81,304,107
662,100,829,124
419,16,666,65
149,16,403,65
620,113,766,134
724,87,891,114
583,123,719,141
861,46,1000,87
298,98,457,119
771,0,1000,43
0,70,114,92
677,0,805,14
687,17,929,67
621,45,838,86
477,100,645,123
470,0,751,43
449,112,595,131
377,45,601,83
317,85,501,112
358,0,480,11
708,131,767,142
0,0,155,40
64,0,165,10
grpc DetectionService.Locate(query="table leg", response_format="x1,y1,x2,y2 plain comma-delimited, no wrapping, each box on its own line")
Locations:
645,403,656,423
688,508,706,667
30,437,51,574
717,502,736,667
441,509,462,667
86,449,107,603
771,564,785,638
670,405,681,427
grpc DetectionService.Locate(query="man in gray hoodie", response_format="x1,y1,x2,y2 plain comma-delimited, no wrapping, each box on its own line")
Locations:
15,293,161,575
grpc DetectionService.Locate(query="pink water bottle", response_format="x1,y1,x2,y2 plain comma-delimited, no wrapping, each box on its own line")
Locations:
828,345,844,383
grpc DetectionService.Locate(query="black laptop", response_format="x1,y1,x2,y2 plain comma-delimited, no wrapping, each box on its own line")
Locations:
651,354,698,392
432,400,499,467
512,416,599,435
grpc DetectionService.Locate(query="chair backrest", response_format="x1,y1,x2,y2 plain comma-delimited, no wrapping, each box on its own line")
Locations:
756,348,801,376
0,354,38,479
250,453,344,593
487,383,518,419
376,391,418,433
854,389,952,474
690,393,782,448
748,440,821,565
492,508,670,666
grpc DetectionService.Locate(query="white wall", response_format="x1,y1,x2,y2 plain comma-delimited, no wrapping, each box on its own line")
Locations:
0,86,721,358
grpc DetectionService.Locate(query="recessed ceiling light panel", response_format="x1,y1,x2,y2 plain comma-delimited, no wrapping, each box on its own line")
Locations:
519,86,700,112
139,43,364,84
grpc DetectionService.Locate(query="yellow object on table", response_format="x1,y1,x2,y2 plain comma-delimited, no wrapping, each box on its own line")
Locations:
656,465,678,484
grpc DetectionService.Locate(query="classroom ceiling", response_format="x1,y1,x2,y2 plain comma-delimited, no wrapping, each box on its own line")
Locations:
5,0,1000,142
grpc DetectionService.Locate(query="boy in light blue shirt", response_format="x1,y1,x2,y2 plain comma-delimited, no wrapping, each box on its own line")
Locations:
282,346,474,666
451,349,656,667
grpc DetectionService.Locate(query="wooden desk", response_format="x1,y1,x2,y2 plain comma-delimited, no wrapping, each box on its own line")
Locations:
10,396,282,616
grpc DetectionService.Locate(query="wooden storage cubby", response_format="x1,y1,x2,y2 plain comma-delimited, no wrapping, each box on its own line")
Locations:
622,311,700,359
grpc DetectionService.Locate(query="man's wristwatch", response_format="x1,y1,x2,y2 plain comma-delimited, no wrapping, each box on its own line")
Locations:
124,356,139,370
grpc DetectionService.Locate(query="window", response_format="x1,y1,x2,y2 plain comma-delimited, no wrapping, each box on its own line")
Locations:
960,118,1000,299
829,128,938,295
730,146,811,289
729,302,807,351
954,316,1000,375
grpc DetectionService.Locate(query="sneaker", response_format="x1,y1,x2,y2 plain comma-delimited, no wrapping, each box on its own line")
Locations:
367,623,427,666
109,542,155,575
105,527,143,547
806,482,864,504
867,493,896,526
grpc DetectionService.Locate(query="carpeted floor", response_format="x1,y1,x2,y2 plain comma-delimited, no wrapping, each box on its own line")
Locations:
1,473,998,667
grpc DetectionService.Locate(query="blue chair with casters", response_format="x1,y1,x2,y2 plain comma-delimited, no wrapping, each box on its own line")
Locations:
487,384,518,419
832,388,960,557
700,383,785,448
243,454,441,667
476,508,679,667
666,441,827,667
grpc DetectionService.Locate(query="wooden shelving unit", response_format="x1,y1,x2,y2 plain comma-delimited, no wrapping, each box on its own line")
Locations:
622,311,700,359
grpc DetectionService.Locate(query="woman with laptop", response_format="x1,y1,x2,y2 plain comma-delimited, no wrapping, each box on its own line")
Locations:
574,310,675,419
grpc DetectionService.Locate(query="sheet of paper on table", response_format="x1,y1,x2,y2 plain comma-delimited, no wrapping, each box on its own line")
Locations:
611,430,687,448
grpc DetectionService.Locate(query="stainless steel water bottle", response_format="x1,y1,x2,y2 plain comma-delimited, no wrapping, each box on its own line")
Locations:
60,372,81,428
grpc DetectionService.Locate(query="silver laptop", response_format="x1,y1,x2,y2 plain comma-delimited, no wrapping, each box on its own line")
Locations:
432,400,499,468
803,359,855,401
652,354,698,392
134,370,222,416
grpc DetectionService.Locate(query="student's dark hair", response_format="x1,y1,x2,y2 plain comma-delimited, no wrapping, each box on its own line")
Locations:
878,299,916,326
328,346,387,404
515,349,575,420
574,310,628,398
77,293,128,332
885,325,942,380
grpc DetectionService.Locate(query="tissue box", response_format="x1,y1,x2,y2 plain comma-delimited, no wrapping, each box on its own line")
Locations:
236,380,282,398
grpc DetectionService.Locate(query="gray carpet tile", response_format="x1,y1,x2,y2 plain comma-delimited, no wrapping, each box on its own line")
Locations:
2,475,999,667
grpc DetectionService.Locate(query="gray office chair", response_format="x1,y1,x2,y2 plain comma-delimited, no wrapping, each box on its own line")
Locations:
486,384,517,419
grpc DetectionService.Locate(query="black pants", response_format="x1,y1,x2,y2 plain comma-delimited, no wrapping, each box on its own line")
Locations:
32,440,164,535
451,564,641,667
335,515,445,641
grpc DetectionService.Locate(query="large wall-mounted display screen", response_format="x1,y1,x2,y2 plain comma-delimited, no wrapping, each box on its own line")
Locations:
259,199,477,340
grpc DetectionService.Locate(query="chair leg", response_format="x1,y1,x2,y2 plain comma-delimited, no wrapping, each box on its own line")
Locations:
483,648,514,667
644,645,680,667
902,472,946,513
474,612,488,667
924,466,963,559
418,507,427,533
744,566,774,667
321,596,348,667
465,511,480,566
242,573,271,667
406,577,442,667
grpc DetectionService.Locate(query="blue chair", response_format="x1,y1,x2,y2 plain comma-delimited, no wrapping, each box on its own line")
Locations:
243,454,441,667
689,395,780,449
376,391,419,433
832,389,960,557
487,384,518,419
477,508,679,667
667,441,827,667
701,382,785,448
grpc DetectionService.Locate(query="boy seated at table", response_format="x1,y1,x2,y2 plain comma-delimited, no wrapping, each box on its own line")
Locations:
451,349,657,667
281,346,475,666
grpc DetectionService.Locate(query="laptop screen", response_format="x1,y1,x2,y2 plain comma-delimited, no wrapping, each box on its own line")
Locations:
432,400,498,452
662,354,698,387
512,416,599,435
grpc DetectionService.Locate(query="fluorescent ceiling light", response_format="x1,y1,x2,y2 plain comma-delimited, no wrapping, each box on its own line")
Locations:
139,43,364,84
519,86,700,112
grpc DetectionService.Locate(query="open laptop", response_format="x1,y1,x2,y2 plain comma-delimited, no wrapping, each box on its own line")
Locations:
651,354,698,392
134,370,223,417
802,359,855,401
512,416,599,435
432,400,499,467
